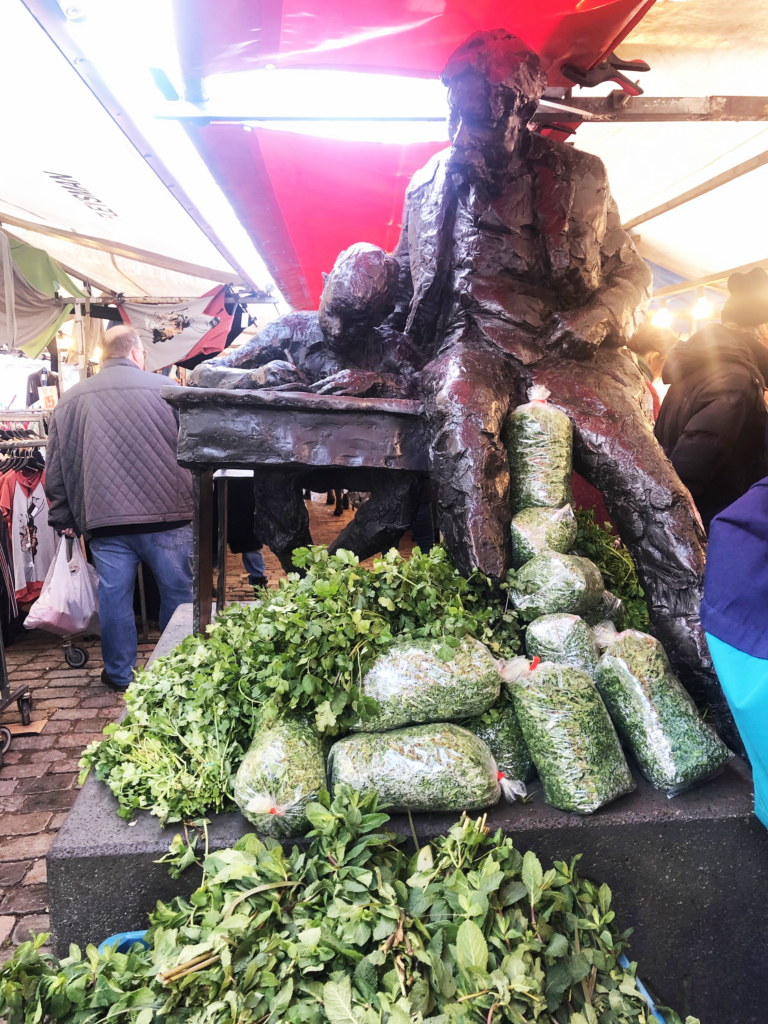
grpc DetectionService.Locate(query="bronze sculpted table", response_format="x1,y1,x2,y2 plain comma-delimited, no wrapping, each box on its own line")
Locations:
162,385,428,632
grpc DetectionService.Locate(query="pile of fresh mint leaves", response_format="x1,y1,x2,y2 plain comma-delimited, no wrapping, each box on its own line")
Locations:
0,786,697,1024
79,546,520,825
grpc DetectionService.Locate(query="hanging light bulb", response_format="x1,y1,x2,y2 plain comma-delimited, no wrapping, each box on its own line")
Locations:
92,346,102,363
692,289,713,322
651,304,672,329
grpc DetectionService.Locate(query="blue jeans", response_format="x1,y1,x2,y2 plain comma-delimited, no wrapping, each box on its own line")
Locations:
706,632,768,828
242,549,266,583
90,525,193,685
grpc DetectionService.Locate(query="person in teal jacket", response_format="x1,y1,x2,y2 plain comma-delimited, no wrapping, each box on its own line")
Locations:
702,475,768,826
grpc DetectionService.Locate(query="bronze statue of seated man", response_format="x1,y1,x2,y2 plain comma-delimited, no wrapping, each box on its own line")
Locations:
189,242,422,398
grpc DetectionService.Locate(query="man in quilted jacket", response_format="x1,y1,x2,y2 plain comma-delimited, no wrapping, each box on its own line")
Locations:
46,325,194,691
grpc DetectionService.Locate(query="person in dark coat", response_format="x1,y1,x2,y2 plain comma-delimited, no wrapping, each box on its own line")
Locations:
702,475,768,826
625,322,677,420
655,268,768,531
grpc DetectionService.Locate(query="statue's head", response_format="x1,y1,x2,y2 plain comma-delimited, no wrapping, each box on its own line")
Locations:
441,30,546,179
318,242,400,352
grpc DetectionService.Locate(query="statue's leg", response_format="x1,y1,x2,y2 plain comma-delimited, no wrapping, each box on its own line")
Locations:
253,471,313,575
422,342,519,581
328,474,421,561
536,348,742,754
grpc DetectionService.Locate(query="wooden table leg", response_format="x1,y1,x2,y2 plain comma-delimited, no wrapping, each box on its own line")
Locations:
193,468,214,634
216,477,228,614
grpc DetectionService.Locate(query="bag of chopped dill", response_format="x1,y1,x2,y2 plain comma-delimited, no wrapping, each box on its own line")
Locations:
525,613,600,677
509,504,578,567
234,715,326,837
509,551,604,621
353,637,501,732
463,694,534,783
595,630,731,792
505,661,635,813
328,723,500,812
503,384,573,514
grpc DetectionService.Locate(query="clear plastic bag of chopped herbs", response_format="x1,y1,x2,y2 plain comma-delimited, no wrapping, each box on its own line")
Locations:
503,385,573,514
234,715,326,837
328,723,500,812
508,551,604,622
353,637,500,732
583,589,623,627
462,691,534,783
525,613,600,677
505,660,635,813
595,630,731,793
509,504,578,567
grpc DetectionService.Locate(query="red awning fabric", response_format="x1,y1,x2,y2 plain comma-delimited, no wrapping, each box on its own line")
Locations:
177,0,656,309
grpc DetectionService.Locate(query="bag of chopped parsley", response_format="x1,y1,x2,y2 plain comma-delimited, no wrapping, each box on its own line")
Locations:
583,589,623,627
508,551,604,622
233,715,326,837
505,660,635,813
354,637,501,732
463,693,534,783
328,723,500,812
525,614,600,677
510,504,578,568
503,384,573,514
595,630,731,793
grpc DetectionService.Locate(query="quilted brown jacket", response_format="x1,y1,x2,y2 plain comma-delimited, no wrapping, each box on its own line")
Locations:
45,358,193,536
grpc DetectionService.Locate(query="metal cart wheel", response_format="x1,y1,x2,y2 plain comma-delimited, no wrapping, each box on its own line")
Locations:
0,725,11,767
64,645,89,669
17,694,32,727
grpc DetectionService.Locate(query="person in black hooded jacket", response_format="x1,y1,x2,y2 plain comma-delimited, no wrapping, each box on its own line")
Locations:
655,268,768,532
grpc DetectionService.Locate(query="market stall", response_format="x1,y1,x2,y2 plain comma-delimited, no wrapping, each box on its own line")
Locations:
3,0,768,1022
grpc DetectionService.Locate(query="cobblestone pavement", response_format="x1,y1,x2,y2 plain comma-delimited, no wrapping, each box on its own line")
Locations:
0,498,413,962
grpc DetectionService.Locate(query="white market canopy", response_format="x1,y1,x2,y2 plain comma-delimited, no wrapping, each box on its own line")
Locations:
0,0,275,299
574,0,768,305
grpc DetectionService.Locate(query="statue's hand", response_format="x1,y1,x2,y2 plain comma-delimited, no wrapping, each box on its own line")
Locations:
307,369,384,396
545,308,610,361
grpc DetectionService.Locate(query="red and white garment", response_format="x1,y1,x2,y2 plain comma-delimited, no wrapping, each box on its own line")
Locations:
0,469,56,602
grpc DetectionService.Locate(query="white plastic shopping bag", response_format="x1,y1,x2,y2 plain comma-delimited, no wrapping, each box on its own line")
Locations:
24,537,98,636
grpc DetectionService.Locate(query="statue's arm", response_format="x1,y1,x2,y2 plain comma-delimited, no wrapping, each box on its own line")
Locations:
383,197,414,334
594,192,653,342
546,168,652,360
206,334,286,370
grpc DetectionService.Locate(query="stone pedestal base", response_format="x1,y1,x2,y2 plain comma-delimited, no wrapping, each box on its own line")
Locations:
48,605,768,1023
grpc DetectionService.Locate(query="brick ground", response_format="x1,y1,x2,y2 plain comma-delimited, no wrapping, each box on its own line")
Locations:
0,498,413,963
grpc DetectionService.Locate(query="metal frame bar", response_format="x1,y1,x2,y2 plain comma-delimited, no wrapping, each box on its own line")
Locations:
625,149,768,230
652,258,768,299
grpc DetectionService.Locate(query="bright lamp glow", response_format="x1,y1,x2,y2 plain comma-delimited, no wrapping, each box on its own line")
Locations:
651,306,672,329
693,296,713,320
92,346,102,362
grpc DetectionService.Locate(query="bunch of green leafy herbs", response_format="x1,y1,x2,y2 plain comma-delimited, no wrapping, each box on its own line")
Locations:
0,785,698,1024
595,631,730,791
573,510,650,633
79,545,520,825
355,637,501,733
328,724,500,812
508,664,635,814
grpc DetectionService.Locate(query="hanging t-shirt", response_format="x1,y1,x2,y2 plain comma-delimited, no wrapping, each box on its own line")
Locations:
0,469,56,601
